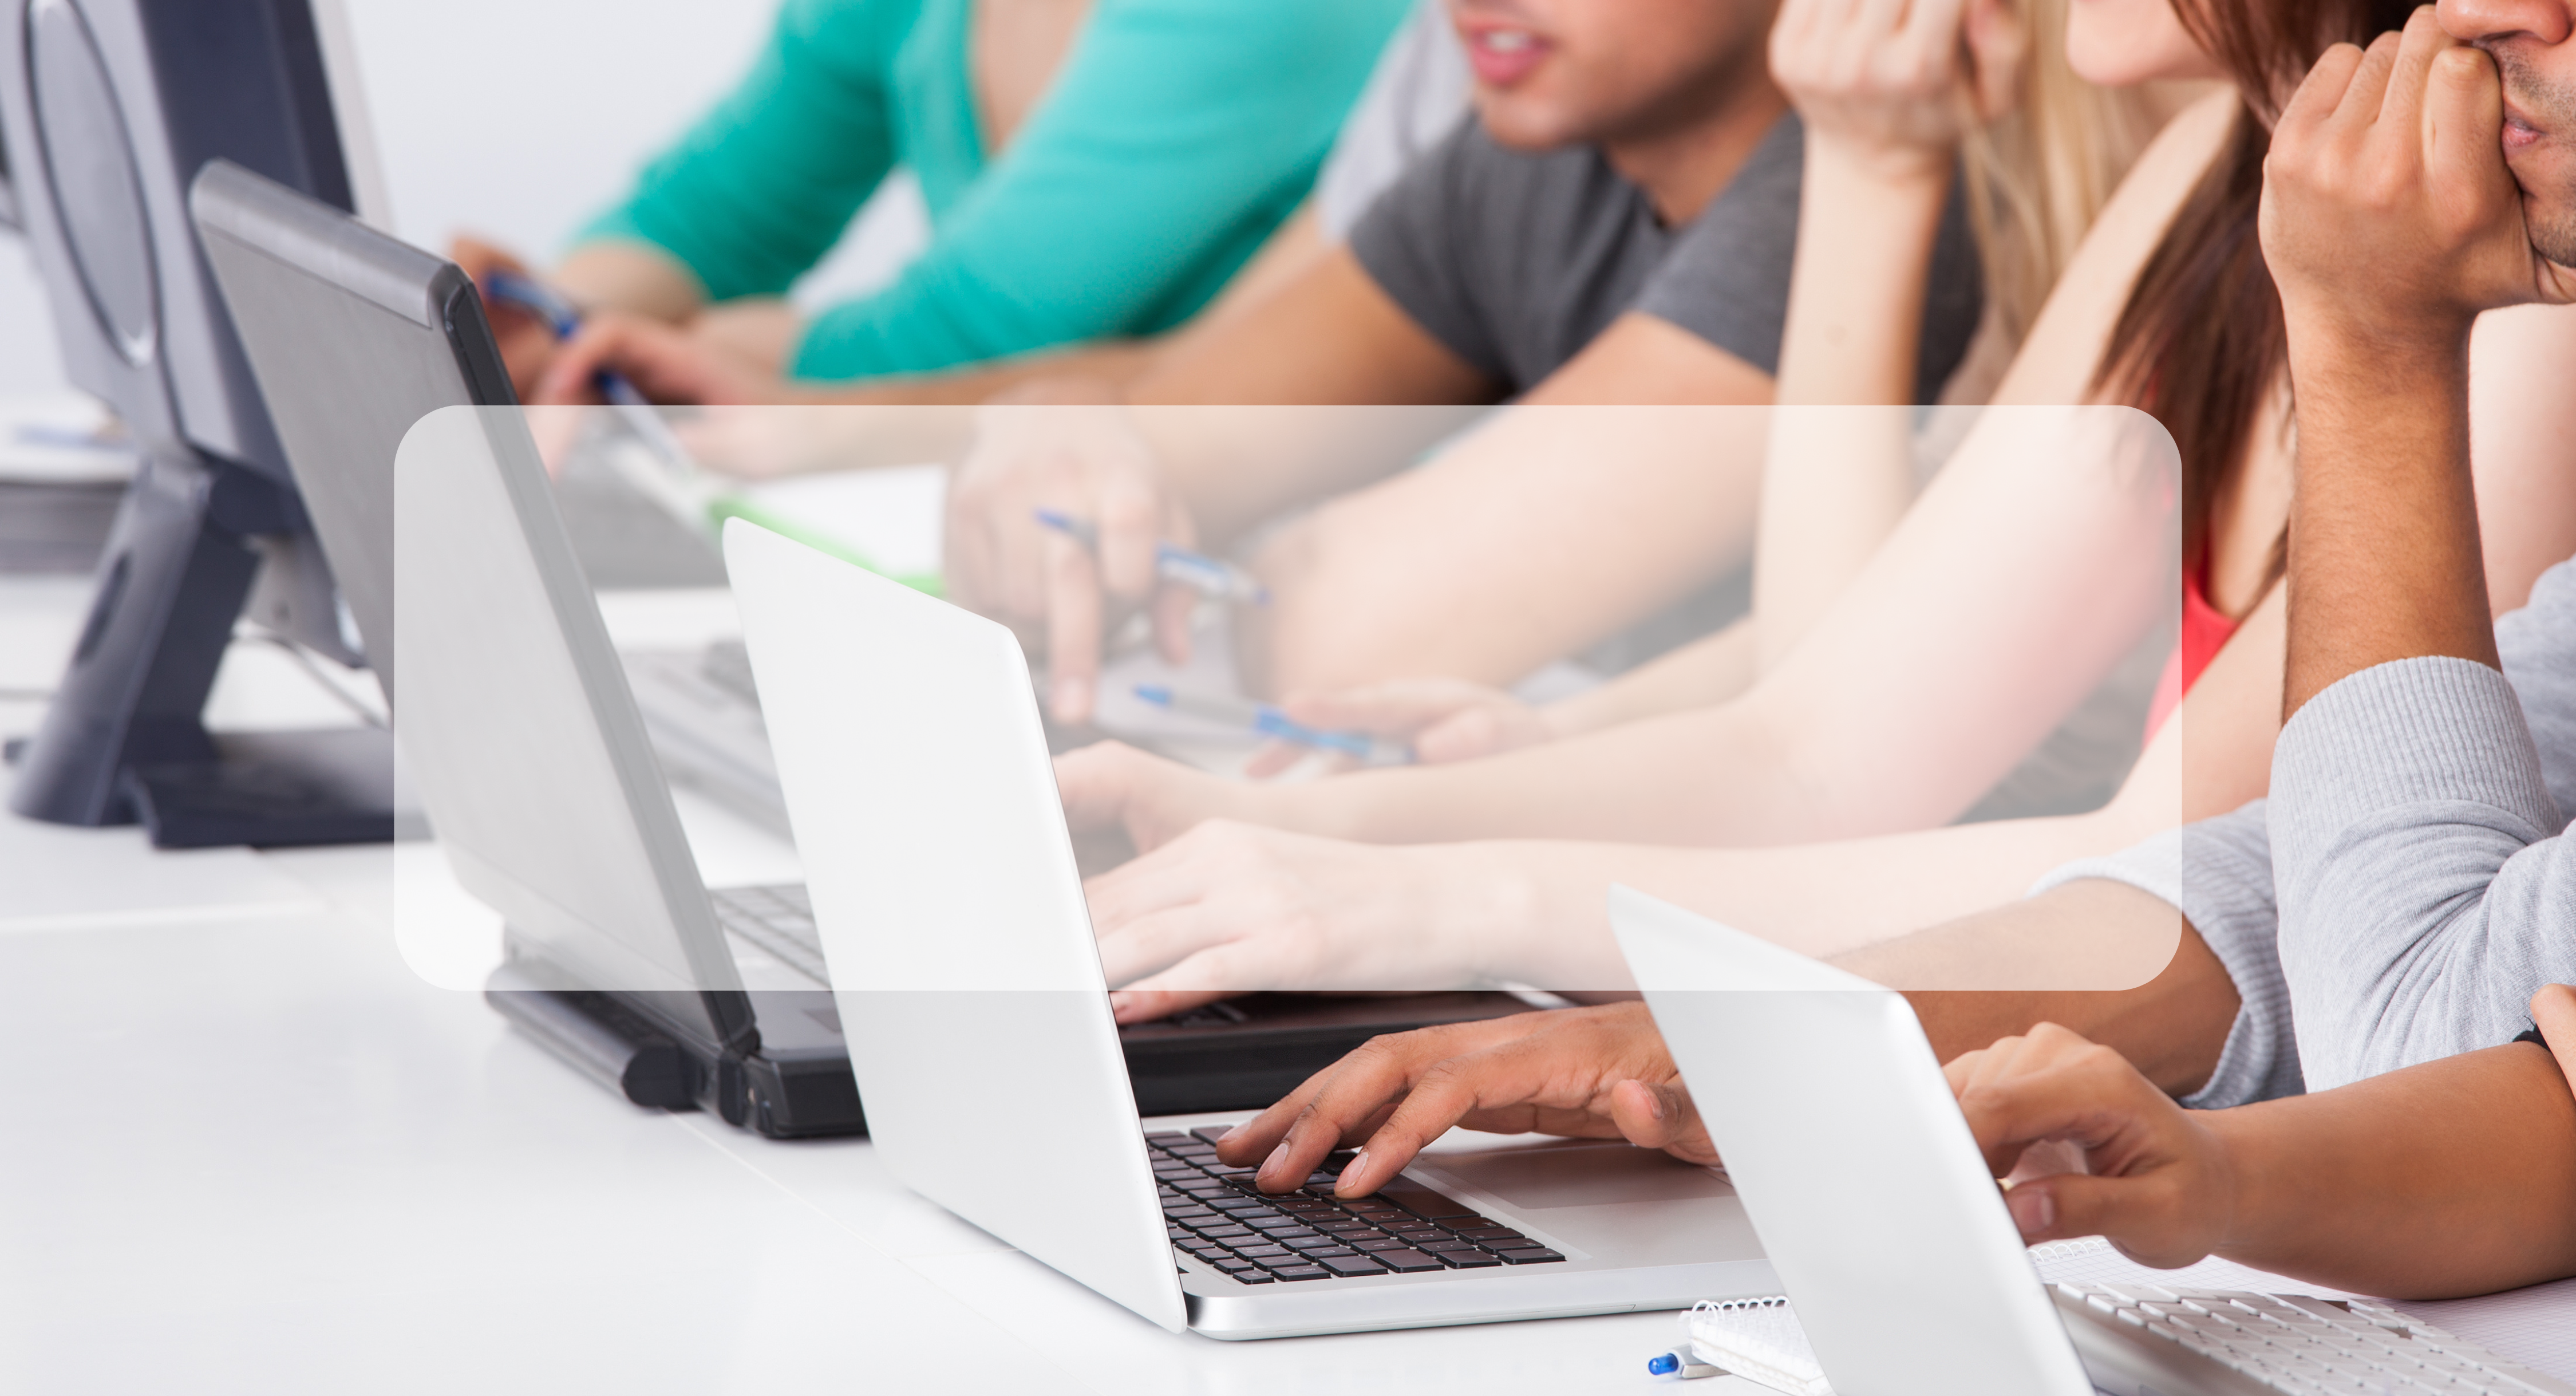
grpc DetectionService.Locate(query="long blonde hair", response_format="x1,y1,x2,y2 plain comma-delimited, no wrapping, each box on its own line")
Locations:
1960,0,2160,346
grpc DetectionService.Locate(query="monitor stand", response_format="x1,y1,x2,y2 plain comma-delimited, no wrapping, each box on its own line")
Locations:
6,447,404,849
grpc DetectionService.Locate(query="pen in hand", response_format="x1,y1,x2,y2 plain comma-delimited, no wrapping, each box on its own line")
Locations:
1033,508,1270,606
481,269,713,500
1132,684,1410,765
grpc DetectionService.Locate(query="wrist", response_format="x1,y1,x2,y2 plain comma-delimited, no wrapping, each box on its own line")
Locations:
1441,842,1545,989
1800,133,1958,196
2196,1107,2269,1260
2279,294,2476,375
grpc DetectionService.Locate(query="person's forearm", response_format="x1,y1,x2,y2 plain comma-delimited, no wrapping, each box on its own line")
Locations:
1468,805,2148,995
554,240,706,325
1137,405,1476,548
2204,1041,2576,1298
803,342,1161,411
2281,315,2497,716
1240,404,1767,695
1754,147,1950,671
1543,620,1761,739
1832,882,2237,1098
1245,694,1845,846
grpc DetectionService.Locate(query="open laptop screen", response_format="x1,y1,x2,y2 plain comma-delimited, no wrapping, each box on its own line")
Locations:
193,161,751,1049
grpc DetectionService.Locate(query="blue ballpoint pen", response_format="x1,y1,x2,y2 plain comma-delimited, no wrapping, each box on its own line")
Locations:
1131,684,1409,764
1033,508,1270,606
480,268,722,514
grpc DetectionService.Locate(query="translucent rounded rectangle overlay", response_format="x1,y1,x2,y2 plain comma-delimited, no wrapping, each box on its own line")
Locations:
374,403,2184,1002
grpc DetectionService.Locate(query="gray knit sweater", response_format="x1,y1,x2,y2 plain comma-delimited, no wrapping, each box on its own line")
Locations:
2033,555,2576,1105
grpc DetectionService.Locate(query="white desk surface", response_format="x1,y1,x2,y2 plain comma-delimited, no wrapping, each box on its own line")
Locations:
0,575,1713,1395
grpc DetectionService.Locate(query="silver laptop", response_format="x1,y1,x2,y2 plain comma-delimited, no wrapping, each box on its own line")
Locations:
191,161,1557,1135
1610,886,2575,1396
722,515,1778,1339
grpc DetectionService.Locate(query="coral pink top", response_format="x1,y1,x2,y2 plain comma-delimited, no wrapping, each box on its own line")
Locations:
2144,569,2241,740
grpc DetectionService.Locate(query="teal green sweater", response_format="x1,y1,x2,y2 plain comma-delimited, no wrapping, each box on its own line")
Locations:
580,0,1406,382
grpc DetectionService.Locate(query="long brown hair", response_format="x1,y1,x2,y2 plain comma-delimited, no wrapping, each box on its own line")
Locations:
1964,0,2162,348
2094,0,2416,571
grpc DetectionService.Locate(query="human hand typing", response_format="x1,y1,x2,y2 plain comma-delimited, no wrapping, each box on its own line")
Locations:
1207,1004,1718,1199
1072,805,1503,1024
1947,1022,2237,1269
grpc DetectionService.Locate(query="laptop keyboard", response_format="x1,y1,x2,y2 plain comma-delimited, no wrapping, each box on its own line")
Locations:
1149,1128,1566,1284
700,638,760,707
2058,1283,2573,1395
709,884,827,983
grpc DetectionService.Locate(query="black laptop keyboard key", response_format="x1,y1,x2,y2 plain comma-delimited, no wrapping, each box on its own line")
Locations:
1215,1259,1262,1273
1145,1131,1196,1149
1318,1150,1362,1176
1492,1248,1566,1264
1188,1126,1236,1147
1434,1250,1504,1268
1373,1249,1446,1273
1380,1186,1476,1219
1316,1254,1388,1277
1452,1227,1523,1243
1417,1239,1480,1253
1231,1270,1277,1284
1351,1237,1413,1252
1271,1265,1331,1281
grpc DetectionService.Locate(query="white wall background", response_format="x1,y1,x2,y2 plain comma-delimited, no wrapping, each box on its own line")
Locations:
0,0,930,401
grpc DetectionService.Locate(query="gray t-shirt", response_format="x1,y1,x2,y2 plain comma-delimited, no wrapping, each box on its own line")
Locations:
1315,0,1471,241
1348,111,1984,399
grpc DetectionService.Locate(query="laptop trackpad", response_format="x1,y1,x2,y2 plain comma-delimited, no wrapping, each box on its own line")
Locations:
1409,1141,1763,1266
1429,1140,1730,1208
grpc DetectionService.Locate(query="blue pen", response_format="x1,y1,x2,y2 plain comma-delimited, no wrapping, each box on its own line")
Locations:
481,270,666,413
481,267,710,489
1033,508,1270,606
1131,684,1409,764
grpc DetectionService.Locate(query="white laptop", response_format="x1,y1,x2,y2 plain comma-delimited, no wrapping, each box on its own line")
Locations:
1610,885,2576,1396
722,517,1780,1339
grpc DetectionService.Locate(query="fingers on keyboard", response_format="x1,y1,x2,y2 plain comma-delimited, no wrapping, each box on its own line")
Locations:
1151,1132,1566,1282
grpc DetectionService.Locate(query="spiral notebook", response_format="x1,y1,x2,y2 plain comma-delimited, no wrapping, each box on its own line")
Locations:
1682,1297,1834,1396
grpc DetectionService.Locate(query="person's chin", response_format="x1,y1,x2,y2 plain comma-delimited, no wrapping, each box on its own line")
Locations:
1472,90,1589,155
2503,147,2576,263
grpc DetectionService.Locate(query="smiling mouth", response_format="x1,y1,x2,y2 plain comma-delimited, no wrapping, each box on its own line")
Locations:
1461,22,1548,85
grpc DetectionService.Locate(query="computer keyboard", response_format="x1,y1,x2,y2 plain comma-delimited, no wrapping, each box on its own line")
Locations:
1148,1128,1566,1284
2057,1282,2575,1395
700,638,760,707
709,883,827,983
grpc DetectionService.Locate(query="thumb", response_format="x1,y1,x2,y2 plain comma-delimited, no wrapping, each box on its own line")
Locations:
1051,744,1131,833
1412,706,1512,764
1279,683,1451,735
1610,1079,1721,1166
2001,1172,2207,1268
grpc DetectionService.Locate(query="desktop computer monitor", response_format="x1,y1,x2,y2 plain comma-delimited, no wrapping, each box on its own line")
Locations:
0,0,398,847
